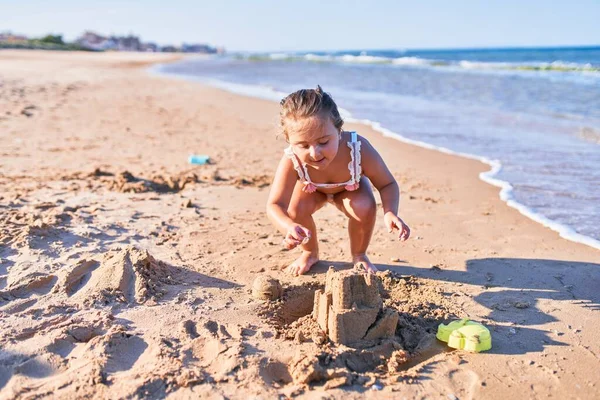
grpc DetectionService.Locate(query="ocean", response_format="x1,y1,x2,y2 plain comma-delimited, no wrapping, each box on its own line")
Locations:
152,46,600,250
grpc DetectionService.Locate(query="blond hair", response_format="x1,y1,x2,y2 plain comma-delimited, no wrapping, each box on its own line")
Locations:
279,85,344,139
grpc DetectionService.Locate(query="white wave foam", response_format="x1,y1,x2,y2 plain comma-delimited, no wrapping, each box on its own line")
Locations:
459,60,511,69
260,51,599,78
548,60,594,70
460,59,599,72
338,54,389,63
149,66,600,251
304,53,334,62
269,53,291,60
392,56,432,66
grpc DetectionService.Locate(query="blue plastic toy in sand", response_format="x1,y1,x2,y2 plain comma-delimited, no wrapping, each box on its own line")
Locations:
188,155,210,165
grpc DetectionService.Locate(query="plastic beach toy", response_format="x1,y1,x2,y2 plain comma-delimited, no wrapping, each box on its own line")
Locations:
188,155,210,165
437,318,492,353
437,318,479,342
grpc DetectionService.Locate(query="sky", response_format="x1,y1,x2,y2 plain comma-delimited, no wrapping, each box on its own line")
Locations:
1,0,599,52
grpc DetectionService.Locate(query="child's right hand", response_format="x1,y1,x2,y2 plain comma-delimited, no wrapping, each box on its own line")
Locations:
282,223,312,249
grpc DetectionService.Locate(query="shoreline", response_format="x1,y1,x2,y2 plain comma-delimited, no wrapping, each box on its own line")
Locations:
151,63,600,251
1,50,599,399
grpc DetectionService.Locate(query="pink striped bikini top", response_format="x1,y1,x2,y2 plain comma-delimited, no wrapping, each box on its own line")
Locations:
284,131,362,194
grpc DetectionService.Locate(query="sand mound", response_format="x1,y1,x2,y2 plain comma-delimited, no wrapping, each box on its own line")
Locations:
252,275,283,301
107,170,200,193
59,169,202,193
379,270,460,351
57,167,271,195
63,246,177,305
0,210,63,250
232,174,271,189
105,170,271,192
287,340,411,387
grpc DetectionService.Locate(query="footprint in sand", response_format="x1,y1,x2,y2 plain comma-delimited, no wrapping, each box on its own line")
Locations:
13,353,67,380
56,259,99,296
2,272,57,299
179,319,244,380
0,298,37,314
443,368,481,399
101,333,149,374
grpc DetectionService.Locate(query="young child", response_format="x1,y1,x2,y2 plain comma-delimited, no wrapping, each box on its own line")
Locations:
266,86,410,276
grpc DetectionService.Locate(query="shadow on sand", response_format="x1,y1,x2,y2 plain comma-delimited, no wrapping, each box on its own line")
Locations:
369,257,600,355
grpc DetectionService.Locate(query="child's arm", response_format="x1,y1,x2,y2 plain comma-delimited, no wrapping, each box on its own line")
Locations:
266,155,312,248
360,136,411,241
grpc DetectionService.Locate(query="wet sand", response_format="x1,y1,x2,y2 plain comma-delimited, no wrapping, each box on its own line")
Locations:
1,50,599,399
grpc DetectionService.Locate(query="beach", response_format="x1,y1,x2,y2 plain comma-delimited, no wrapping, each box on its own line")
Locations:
1,50,599,399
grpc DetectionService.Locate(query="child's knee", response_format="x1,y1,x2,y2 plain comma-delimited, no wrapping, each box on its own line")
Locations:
288,200,316,221
350,196,376,222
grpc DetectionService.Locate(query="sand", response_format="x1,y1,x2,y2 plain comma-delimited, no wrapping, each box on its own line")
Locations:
1,50,599,399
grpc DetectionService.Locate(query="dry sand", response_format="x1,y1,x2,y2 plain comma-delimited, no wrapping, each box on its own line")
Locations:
0,50,599,399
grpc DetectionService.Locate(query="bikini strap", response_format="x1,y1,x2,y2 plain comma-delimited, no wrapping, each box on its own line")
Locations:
346,131,362,184
284,146,312,183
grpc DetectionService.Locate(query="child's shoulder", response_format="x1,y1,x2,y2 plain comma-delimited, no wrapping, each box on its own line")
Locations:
349,131,374,151
342,130,369,144
353,132,383,168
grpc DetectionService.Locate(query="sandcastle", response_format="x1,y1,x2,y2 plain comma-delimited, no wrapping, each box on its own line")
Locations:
313,267,399,345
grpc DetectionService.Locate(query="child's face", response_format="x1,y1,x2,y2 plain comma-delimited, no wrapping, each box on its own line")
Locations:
287,116,340,170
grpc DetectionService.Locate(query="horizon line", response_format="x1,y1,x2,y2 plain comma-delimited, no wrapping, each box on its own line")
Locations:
239,43,600,54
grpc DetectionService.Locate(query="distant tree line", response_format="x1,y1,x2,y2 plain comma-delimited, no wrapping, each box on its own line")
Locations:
0,33,94,51
1,31,224,53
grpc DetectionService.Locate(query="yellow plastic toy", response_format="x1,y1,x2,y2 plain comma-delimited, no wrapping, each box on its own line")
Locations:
437,318,492,353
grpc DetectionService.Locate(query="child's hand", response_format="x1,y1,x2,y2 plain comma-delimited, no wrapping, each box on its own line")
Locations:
282,223,312,249
384,212,410,242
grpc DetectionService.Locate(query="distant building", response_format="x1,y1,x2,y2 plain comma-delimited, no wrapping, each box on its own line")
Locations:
0,32,28,43
160,45,179,53
181,43,218,54
112,35,141,52
73,30,222,54
76,31,116,50
141,42,158,52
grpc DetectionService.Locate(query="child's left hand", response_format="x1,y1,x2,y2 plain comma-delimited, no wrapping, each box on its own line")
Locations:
384,212,410,241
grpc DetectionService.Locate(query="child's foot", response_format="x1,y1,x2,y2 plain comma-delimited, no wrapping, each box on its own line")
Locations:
353,254,378,274
286,250,319,276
